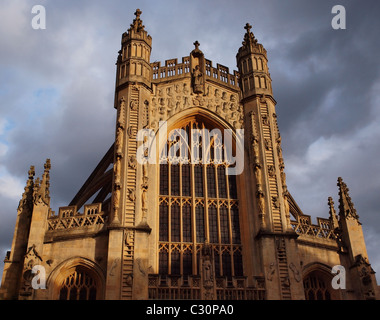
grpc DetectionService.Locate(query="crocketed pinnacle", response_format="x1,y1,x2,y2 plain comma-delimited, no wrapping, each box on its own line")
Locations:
337,177,360,223
129,8,145,32
328,196,339,228
242,23,258,47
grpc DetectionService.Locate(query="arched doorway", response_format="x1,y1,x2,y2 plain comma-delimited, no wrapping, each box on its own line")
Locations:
49,258,105,300
303,269,339,300
58,266,98,300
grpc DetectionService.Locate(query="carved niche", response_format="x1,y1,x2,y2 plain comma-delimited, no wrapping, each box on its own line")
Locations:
19,245,43,297
190,41,205,95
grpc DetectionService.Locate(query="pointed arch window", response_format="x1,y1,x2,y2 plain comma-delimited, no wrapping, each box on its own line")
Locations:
158,117,243,277
303,270,336,300
58,267,97,300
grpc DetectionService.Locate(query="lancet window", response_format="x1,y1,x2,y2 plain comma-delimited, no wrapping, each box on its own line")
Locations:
58,267,97,300
158,117,243,277
303,271,333,300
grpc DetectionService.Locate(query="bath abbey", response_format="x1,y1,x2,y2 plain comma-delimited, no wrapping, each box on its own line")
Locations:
1,9,379,300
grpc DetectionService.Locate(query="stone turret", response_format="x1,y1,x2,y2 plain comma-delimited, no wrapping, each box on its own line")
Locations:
0,166,35,299
336,177,378,299
115,8,152,93
0,160,51,299
236,23,272,100
236,23,304,300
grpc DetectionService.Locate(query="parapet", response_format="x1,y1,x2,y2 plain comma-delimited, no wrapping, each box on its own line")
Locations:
151,56,240,91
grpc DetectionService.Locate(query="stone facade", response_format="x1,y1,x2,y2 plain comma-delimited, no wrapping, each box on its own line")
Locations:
1,10,379,300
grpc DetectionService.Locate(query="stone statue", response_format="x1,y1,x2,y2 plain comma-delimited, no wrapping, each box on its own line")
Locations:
192,65,204,94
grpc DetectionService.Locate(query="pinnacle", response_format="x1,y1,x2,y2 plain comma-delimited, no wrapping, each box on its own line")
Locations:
244,23,252,33
129,8,145,32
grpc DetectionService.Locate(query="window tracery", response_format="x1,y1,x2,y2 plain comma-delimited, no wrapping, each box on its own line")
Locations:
303,271,333,300
58,267,97,300
158,117,242,277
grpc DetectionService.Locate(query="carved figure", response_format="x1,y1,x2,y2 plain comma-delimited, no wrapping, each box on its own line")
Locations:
130,99,138,111
128,188,136,202
256,189,265,214
128,155,137,170
254,163,262,187
192,65,204,94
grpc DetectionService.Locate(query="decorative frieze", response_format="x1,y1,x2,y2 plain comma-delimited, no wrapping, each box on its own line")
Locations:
150,83,243,130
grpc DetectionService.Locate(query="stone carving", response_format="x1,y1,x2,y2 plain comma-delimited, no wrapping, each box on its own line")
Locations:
254,163,262,188
283,191,290,222
150,83,243,130
262,114,269,126
125,273,133,287
280,168,287,192
136,258,152,276
277,141,284,164
353,254,375,283
129,8,144,32
124,230,133,245
141,182,148,223
192,94,205,107
268,165,275,177
114,158,121,188
192,65,204,94
272,196,279,209
17,166,35,215
130,99,138,111
127,125,137,138
19,245,43,296
33,159,51,206
109,258,120,276
256,189,265,228
276,237,285,252
117,96,126,129
128,155,137,170
251,136,260,165
112,96,127,225
128,188,136,202
113,184,120,210
256,189,265,214
115,127,124,158
282,276,290,287
143,100,149,128
264,138,271,150
289,262,301,282
202,243,214,299
267,262,276,281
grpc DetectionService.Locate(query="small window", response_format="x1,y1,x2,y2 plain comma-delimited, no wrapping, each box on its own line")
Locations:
59,268,97,300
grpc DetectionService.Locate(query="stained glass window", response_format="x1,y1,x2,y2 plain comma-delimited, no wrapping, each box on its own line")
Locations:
158,117,243,277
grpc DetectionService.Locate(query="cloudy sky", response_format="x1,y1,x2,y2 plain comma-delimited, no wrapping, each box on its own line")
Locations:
1,0,380,285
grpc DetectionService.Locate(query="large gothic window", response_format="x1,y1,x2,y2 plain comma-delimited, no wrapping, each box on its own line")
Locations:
158,117,243,278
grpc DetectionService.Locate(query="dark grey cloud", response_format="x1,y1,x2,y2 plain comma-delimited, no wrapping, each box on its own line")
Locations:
1,0,380,284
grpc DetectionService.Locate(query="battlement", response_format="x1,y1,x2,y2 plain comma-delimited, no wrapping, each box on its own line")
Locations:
290,214,336,241
46,203,107,232
151,57,240,90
